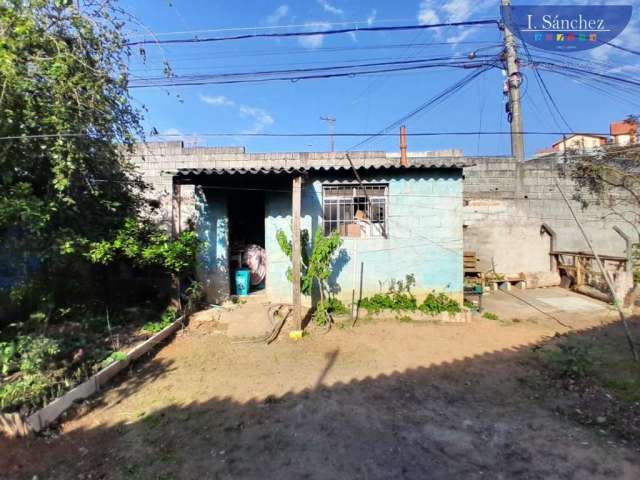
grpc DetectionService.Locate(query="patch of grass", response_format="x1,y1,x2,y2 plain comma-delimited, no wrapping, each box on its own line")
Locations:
142,307,178,334
605,378,640,403
482,312,499,321
397,315,413,323
142,413,162,429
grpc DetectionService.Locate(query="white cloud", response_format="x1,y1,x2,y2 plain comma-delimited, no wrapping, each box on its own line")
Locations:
317,0,343,16
418,1,440,25
199,94,235,107
298,22,331,49
442,0,473,23
199,94,275,134
417,0,496,44
239,106,274,134
366,9,377,27
158,128,204,146
266,5,289,25
161,128,181,136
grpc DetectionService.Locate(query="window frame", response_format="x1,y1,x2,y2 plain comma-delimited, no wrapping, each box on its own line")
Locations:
322,183,389,238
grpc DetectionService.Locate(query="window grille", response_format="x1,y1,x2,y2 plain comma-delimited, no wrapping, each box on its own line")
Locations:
322,184,388,237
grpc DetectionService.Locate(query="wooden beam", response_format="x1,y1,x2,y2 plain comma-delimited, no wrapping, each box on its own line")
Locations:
292,175,302,330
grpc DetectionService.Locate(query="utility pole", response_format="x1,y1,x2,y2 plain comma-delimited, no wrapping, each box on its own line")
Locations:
320,116,336,152
501,0,525,162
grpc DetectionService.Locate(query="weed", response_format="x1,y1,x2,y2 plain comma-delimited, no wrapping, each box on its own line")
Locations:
463,299,476,309
142,307,178,334
0,373,58,410
313,297,349,327
419,292,461,316
101,351,127,368
482,312,499,321
398,315,413,323
545,334,593,380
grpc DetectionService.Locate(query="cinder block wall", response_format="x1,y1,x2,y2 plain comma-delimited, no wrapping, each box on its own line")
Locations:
265,170,464,304
463,156,637,275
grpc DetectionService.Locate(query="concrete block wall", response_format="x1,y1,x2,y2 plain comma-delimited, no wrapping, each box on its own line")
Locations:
265,170,464,305
463,155,638,276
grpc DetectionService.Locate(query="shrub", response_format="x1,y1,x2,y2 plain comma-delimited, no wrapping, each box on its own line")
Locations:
0,335,60,377
313,297,349,327
0,373,58,411
546,335,593,380
482,312,499,321
419,293,461,316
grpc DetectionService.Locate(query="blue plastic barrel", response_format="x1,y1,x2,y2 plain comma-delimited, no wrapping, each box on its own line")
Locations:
235,269,250,296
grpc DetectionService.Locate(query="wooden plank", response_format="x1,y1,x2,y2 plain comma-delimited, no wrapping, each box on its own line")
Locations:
550,251,627,262
292,175,302,330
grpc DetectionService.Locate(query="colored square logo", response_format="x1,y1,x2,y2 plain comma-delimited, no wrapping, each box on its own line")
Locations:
534,32,542,41
589,33,598,42
556,33,565,42
545,33,553,41
567,32,576,41
578,32,587,41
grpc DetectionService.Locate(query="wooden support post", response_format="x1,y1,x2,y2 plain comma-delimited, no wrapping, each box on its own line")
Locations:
556,180,638,362
292,175,303,330
171,180,182,310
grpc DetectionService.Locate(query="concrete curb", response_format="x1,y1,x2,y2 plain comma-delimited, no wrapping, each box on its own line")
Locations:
1,315,185,437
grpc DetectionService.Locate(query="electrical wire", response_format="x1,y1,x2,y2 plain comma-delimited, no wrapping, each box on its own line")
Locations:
346,66,494,152
129,55,497,88
0,130,619,142
126,20,500,47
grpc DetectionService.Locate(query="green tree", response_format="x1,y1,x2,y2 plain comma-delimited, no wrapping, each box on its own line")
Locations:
0,0,146,310
564,115,640,242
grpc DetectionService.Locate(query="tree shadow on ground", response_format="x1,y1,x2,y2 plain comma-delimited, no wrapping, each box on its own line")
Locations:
2,320,640,480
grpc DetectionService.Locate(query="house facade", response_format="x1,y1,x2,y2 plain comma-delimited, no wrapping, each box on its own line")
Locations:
131,143,467,306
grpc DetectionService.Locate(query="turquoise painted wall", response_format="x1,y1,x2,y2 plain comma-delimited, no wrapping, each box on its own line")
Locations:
264,170,464,304
195,188,230,303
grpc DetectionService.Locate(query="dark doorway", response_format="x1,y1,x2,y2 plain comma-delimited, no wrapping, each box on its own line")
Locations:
228,190,266,294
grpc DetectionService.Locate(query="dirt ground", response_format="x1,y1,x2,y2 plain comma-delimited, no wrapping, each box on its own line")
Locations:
3,289,640,479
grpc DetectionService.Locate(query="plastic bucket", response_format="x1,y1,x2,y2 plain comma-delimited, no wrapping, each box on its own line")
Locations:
235,269,250,296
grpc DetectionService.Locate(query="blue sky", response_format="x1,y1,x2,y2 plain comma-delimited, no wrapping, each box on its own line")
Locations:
122,0,640,158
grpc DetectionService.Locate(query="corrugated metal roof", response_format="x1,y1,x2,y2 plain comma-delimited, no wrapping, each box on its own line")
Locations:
176,160,470,176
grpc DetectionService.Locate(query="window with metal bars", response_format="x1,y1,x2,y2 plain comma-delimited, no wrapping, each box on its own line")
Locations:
322,184,388,238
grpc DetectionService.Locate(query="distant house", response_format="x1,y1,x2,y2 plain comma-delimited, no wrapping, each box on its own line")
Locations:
610,121,638,146
133,143,468,306
551,134,607,153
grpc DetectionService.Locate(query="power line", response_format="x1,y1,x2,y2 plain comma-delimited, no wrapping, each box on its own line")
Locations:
129,55,498,88
1,130,622,142
346,66,493,152
126,18,422,39
126,19,500,47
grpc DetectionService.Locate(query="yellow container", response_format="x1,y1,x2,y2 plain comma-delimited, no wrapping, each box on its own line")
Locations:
289,330,304,341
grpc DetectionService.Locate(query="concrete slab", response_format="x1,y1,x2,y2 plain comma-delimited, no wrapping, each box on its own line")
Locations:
219,291,273,340
536,296,607,312
480,286,612,326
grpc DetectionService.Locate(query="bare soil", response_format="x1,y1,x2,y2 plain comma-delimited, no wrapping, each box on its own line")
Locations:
2,306,640,480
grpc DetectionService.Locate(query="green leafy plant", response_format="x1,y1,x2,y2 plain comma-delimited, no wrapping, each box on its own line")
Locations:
419,292,461,316
0,373,58,411
8,335,61,375
545,335,594,380
101,351,127,368
87,219,201,277
0,341,17,376
276,228,343,327
141,307,178,334
482,312,499,321
359,275,418,313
